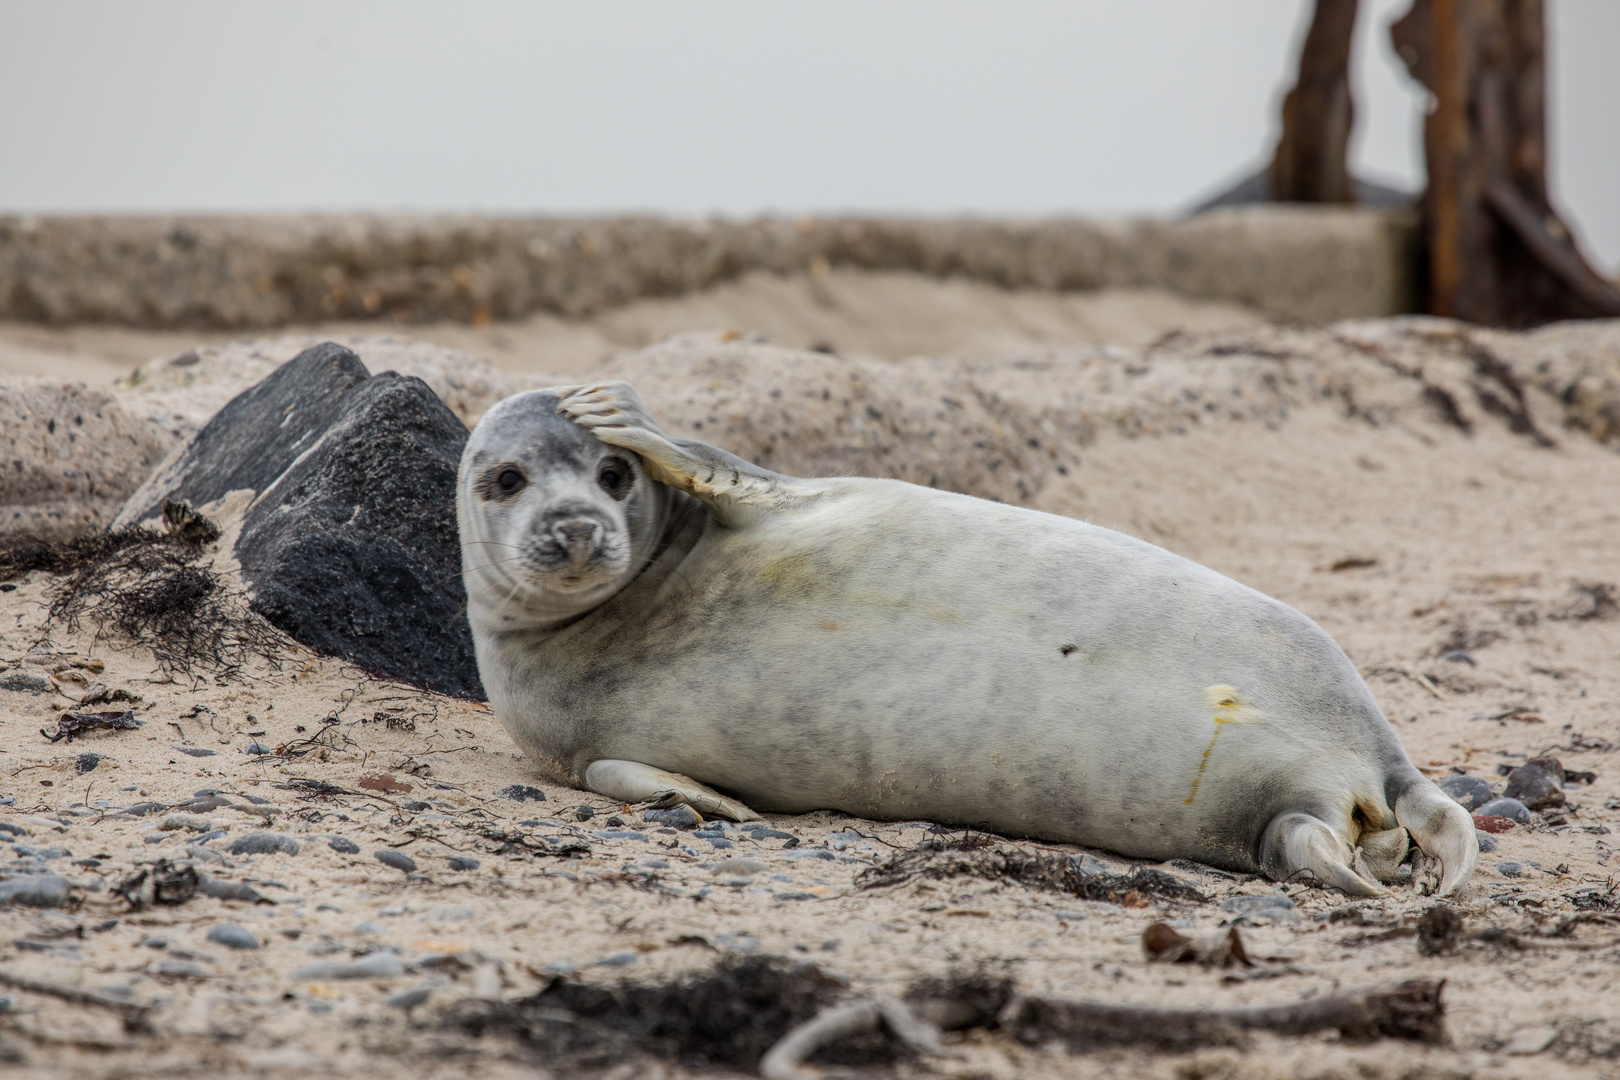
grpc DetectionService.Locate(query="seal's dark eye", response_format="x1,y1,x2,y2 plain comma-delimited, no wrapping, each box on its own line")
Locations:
497,468,526,495
598,458,632,500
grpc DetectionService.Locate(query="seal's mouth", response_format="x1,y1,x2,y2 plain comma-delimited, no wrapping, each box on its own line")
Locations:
519,514,630,594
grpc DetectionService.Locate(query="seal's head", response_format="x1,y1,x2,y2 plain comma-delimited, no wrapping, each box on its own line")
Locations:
458,389,672,631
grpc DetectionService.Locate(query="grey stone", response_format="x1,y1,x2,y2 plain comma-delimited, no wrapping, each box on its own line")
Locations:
592,830,648,842
175,747,218,757
387,985,434,1010
1499,862,1524,878
114,343,481,698
0,672,51,694
327,836,360,855
0,875,71,907
225,831,299,857
119,802,168,818
244,743,272,756
1438,774,1495,811
1476,831,1499,853
1219,893,1299,924
374,850,416,873
293,952,406,981
643,806,702,829
1502,757,1566,811
597,952,637,968
446,857,479,871
0,823,25,837
711,859,770,878
160,814,215,832
157,959,210,978
496,784,546,803
74,753,104,774
1477,798,1533,824
198,878,264,902
206,924,260,950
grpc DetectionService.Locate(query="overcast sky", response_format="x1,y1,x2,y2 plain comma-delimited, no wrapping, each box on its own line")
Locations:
1,1,1614,268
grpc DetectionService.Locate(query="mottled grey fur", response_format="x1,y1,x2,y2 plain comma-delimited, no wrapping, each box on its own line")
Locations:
458,383,1477,896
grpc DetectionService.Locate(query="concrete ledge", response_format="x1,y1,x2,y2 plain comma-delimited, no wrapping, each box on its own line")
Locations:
0,208,1417,330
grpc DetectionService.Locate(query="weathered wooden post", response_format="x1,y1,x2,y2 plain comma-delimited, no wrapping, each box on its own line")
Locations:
1392,0,1620,324
1271,0,1362,204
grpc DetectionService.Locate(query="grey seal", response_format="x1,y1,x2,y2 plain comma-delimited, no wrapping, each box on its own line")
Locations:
457,382,1477,896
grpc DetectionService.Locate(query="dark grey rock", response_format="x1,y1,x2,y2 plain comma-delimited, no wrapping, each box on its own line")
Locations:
592,830,648,842
173,796,230,813
206,924,260,950
176,748,218,758
0,874,71,907
198,878,265,902
497,784,546,803
74,753,104,774
446,856,479,871
1499,862,1524,878
387,985,434,1010
703,837,734,849
116,343,480,697
225,831,299,857
1503,756,1566,810
1442,649,1476,665
572,806,595,821
157,959,210,978
0,672,50,694
1438,774,1495,811
293,952,405,980
374,850,417,872
120,802,167,818
0,823,25,837
1219,893,1299,924
327,836,360,855
644,806,702,829
244,743,272,756
1476,831,1499,853
1477,797,1532,824
597,952,638,968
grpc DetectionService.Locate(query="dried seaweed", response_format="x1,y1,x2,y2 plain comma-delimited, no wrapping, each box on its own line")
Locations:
856,841,1207,906
40,710,142,743
17,501,284,681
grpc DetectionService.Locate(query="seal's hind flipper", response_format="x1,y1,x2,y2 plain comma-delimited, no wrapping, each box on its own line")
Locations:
1395,777,1478,897
583,759,762,822
1261,811,1388,897
556,382,803,528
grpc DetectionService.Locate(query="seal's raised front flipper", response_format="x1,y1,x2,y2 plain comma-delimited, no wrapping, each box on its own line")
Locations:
556,382,804,528
583,759,762,822
1260,811,1388,897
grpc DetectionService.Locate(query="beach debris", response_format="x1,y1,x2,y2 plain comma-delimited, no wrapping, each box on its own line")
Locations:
40,709,140,743
359,772,413,794
1416,904,1468,956
116,859,199,909
1142,922,1253,968
1002,978,1445,1050
471,825,589,860
761,996,941,1080
497,784,546,803
1502,757,1566,810
0,968,153,1034
856,841,1206,906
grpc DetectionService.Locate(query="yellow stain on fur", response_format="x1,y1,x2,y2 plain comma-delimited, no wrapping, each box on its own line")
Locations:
1185,685,1261,805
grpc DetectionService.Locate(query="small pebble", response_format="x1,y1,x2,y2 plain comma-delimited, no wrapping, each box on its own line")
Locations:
497,785,546,803
328,837,360,855
1219,893,1299,924
0,875,71,908
1442,649,1476,665
354,921,385,935
1499,862,1524,878
387,985,434,1010
1476,831,1499,853
161,814,216,833
198,878,264,902
703,837,734,849
374,850,417,873
597,952,637,968
1437,774,1494,811
158,960,209,978
592,830,648,842
75,753,104,775
141,936,169,949
644,806,702,829
572,806,595,821
244,743,272,756
712,858,771,878
0,823,26,837
741,825,797,842
207,924,260,950
294,952,405,980
447,856,480,871
1502,757,1566,810
176,748,218,757
1477,798,1532,824
225,831,300,857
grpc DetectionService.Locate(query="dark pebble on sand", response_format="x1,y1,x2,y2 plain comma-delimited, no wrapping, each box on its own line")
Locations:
1219,894,1299,924
0,823,25,837
207,924,260,950
176,748,218,757
120,802,167,818
572,806,595,821
328,837,360,854
1499,862,1523,878
0,673,51,694
1477,797,1532,824
225,831,300,857
1503,757,1566,810
703,837,734,849
0,875,71,908
644,806,702,829
498,785,546,803
744,827,798,841
75,753,103,774
198,878,265,902
403,800,430,812
244,743,272,756
374,850,417,872
447,857,480,871
1475,831,1499,853
1438,774,1494,811
1442,650,1476,665
592,830,648,842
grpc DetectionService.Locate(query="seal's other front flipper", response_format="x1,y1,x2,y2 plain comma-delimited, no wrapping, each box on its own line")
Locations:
554,382,802,528
1261,811,1388,897
583,759,762,822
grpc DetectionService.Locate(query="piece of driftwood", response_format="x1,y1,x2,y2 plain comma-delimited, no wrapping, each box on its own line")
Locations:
760,997,941,1080
0,969,154,1034
1002,979,1446,1051
1271,0,1360,203
1391,0,1620,326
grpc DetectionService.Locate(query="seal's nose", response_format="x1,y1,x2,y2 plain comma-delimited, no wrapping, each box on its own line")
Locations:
552,518,603,560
